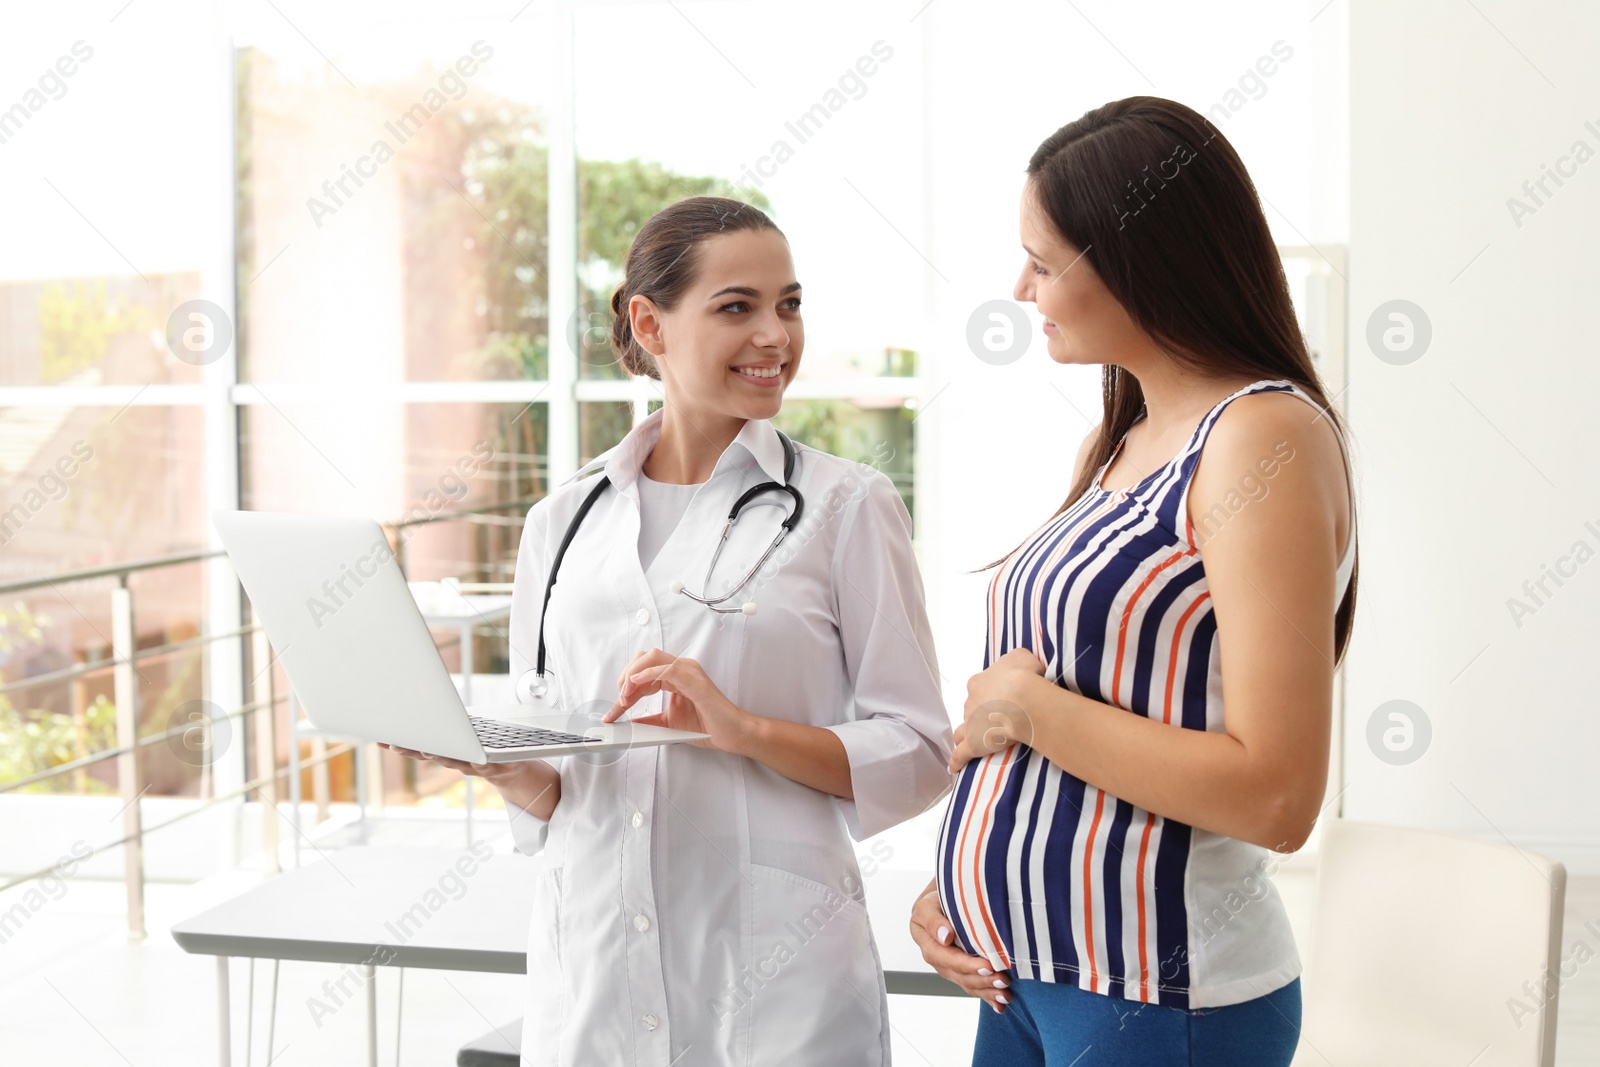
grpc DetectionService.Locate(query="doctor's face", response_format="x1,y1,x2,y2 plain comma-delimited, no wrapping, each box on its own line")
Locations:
651,229,803,422
1013,182,1146,368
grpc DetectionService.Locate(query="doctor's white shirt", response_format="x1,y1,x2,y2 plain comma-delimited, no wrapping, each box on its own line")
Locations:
504,409,953,1067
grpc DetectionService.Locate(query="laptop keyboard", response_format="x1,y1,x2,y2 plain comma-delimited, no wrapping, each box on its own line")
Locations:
469,716,602,749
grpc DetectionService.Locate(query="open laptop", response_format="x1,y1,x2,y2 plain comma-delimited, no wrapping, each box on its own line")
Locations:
212,510,709,762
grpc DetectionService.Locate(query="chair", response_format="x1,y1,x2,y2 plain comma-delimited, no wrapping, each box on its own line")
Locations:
457,1018,521,1065
1295,819,1566,1066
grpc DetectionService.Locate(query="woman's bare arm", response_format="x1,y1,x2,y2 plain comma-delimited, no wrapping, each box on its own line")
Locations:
956,394,1350,851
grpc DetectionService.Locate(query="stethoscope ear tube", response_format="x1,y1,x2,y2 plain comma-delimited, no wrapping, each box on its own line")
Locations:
729,481,803,531
532,473,612,685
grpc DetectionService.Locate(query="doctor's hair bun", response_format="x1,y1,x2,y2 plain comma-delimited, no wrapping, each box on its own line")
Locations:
609,196,783,380
610,284,652,378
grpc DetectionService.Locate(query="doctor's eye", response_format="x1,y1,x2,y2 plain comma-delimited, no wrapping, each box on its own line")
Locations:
719,301,750,314
781,297,802,312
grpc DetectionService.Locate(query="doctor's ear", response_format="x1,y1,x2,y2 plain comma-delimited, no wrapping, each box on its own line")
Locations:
629,294,669,360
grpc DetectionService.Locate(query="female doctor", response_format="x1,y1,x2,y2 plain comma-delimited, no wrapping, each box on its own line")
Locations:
384,195,952,1066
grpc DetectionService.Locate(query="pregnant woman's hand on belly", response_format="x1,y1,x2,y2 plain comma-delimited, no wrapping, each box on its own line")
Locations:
909,879,1011,1013
602,648,750,752
949,649,1048,773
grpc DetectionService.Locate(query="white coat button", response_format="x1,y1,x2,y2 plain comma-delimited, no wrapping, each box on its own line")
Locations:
636,607,650,625
642,1012,659,1030
631,812,644,829
634,914,650,932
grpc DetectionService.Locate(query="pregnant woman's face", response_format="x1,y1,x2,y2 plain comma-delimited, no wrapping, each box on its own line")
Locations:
1012,183,1147,369
647,228,805,424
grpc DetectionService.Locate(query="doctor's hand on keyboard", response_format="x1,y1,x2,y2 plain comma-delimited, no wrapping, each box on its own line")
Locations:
602,648,751,753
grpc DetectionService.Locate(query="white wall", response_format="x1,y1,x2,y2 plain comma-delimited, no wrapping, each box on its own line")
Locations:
1346,0,1600,870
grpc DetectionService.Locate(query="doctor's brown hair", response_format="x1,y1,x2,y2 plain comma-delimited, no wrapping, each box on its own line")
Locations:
609,196,784,380
1000,95,1358,664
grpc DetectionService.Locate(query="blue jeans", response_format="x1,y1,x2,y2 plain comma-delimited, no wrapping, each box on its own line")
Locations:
971,976,1301,1067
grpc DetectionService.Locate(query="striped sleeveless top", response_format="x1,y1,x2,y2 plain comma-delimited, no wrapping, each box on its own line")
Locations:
934,378,1355,1010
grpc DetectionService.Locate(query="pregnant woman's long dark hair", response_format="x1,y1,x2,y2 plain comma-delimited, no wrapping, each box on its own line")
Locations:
1011,95,1358,663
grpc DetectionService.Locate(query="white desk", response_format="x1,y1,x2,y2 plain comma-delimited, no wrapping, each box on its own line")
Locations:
171,846,960,1066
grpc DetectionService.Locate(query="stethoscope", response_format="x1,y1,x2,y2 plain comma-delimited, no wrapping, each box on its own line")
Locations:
515,431,803,706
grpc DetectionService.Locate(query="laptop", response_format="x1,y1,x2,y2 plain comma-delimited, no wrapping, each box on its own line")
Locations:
211,510,710,762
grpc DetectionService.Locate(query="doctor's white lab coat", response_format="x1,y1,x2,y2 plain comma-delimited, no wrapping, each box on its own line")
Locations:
503,409,952,1066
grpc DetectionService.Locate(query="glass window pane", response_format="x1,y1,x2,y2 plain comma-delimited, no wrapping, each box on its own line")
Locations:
771,397,915,519
579,401,633,466
0,557,220,799
0,4,234,388
0,403,207,573
240,398,547,543
233,14,552,384
0,276,216,388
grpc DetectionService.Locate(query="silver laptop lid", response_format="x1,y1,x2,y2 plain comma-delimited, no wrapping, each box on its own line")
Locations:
211,511,487,764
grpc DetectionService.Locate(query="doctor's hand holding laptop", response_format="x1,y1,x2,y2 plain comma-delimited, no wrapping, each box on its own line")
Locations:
211,511,709,782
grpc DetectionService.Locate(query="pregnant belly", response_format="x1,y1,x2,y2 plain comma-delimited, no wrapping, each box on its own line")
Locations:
934,746,1027,969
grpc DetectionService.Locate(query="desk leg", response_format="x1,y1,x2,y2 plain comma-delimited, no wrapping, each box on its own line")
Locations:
394,968,405,1067
266,959,279,1063
365,962,378,1067
217,956,232,1067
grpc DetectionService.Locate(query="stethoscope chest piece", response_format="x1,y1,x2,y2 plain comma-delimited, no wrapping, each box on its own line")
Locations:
515,668,561,711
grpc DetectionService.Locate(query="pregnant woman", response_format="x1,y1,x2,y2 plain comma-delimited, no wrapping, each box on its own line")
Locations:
389,196,952,1066
910,97,1358,1066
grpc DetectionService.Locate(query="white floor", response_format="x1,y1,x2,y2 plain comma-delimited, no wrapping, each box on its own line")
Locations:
1,817,1596,1065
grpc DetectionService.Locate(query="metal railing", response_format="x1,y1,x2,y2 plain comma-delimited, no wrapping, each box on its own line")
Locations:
0,501,535,937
